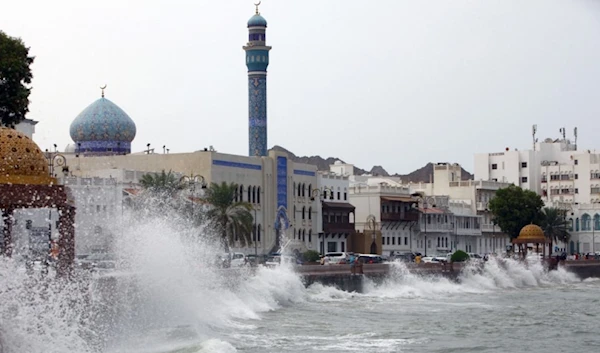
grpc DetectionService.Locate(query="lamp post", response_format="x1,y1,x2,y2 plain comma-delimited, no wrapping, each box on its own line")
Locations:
412,194,436,257
44,150,68,178
311,186,333,255
179,174,206,219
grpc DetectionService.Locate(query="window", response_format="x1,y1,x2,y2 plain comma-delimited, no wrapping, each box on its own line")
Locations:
575,160,578,165
392,237,395,245
308,184,312,198
582,214,591,231
309,230,312,242
592,172,600,179
257,187,261,203
344,192,347,201
386,237,390,245
594,214,600,231
308,207,312,220
521,177,528,183
258,224,261,242
337,192,341,200
341,242,345,252
302,207,306,220
404,237,408,245
575,188,579,194
575,174,578,180
327,242,337,252
491,164,497,170
521,162,527,168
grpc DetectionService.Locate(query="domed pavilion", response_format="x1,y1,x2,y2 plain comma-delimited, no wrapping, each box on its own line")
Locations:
0,127,75,274
512,224,549,258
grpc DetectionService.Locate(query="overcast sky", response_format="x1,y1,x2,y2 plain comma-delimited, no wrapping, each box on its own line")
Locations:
2,0,600,174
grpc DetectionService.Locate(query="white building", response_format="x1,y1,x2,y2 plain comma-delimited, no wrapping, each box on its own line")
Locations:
474,130,600,254
315,171,354,254
409,163,512,254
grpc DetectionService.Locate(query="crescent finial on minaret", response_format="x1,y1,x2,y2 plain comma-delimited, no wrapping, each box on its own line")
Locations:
254,1,261,14
100,84,107,98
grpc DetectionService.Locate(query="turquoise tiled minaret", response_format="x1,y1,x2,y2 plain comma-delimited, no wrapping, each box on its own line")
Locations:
243,4,271,157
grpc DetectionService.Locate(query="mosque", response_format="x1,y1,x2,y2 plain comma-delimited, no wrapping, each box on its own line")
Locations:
33,5,322,256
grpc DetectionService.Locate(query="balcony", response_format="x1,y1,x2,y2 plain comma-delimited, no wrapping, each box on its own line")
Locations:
481,224,496,232
381,212,419,222
323,222,355,234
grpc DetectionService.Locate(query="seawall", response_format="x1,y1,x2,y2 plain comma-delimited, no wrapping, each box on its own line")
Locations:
296,261,600,293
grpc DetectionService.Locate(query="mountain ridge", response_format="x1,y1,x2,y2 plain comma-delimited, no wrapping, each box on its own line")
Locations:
269,145,473,183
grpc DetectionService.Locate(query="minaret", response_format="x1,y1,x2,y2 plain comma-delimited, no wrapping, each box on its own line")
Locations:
243,2,272,157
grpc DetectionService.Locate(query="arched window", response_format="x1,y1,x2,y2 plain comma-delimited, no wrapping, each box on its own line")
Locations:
253,224,257,241
308,184,312,198
293,182,296,197
257,224,261,242
239,185,244,202
302,229,306,242
582,214,591,231
594,214,600,230
568,218,574,231
294,228,297,240
293,205,297,220
576,218,580,232
257,187,261,204
247,186,252,203
302,184,306,197
298,184,302,197
445,237,448,248
308,207,312,220
302,206,306,220
437,237,440,247
252,186,256,203
309,229,312,243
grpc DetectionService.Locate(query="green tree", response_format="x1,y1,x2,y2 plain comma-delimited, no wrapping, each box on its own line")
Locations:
0,31,35,127
450,250,469,263
204,182,253,252
540,207,570,253
139,170,184,197
488,185,544,240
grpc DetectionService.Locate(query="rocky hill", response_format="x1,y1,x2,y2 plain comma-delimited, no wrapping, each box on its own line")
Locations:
269,145,473,183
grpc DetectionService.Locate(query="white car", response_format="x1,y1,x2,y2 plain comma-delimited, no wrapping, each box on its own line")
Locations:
324,252,348,265
265,255,296,266
230,252,247,267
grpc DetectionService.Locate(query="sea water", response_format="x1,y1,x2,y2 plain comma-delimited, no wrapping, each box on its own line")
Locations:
1,214,598,353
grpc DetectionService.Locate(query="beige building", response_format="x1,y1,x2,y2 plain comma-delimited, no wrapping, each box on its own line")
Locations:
60,149,317,255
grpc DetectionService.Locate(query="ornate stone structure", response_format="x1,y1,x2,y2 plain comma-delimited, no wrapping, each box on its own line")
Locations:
0,127,76,274
243,4,271,157
69,88,137,156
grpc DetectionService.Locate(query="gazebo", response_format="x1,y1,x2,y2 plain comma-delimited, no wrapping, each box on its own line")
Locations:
0,127,75,275
512,224,549,258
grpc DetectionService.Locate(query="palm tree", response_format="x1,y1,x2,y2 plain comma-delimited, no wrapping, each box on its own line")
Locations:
204,182,253,252
541,207,570,254
139,170,184,197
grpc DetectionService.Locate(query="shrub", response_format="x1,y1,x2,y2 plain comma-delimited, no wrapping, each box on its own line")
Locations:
303,250,321,263
450,250,470,263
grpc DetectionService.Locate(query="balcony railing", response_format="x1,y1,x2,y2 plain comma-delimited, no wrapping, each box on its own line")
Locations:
381,212,419,222
323,222,355,233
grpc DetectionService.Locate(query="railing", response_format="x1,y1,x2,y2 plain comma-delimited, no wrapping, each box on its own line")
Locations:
323,222,355,233
481,224,496,232
381,212,419,222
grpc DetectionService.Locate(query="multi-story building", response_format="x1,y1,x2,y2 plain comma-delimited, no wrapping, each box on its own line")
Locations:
409,163,512,255
474,131,600,253
314,172,355,254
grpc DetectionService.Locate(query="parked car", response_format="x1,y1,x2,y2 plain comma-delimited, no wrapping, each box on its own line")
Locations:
230,252,247,267
357,254,384,264
324,252,348,265
265,254,298,267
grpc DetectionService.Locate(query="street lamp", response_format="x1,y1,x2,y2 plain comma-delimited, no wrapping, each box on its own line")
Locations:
412,194,436,257
179,174,206,218
311,186,333,255
44,150,68,178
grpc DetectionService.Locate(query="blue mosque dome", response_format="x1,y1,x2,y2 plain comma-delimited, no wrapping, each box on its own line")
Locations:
69,91,136,155
248,14,267,27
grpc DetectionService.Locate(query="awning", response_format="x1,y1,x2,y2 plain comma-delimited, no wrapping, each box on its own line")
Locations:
322,201,355,210
381,196,414,203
